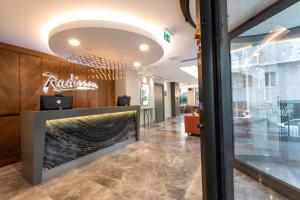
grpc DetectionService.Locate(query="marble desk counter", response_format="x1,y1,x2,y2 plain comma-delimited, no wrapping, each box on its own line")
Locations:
21,106,140,185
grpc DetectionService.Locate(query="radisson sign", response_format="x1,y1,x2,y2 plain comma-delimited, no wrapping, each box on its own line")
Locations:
42,72,98,94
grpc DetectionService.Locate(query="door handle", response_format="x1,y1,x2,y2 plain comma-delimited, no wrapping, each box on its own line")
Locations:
197,123,204,129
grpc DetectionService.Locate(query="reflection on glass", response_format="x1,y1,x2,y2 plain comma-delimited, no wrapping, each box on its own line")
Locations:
140,83,150,106
195,88,199,105
231,2,300,189
180,88,188,105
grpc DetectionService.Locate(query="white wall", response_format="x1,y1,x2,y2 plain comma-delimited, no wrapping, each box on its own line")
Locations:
114,69,139,105
126,69,140,105
187,88,196,106
164,82,172,119
115,69,172,125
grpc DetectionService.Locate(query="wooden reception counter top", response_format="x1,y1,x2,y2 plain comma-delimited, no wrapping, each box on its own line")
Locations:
21,106,140,185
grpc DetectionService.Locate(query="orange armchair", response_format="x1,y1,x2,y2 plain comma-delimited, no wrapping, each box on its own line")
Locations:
184,115,200,135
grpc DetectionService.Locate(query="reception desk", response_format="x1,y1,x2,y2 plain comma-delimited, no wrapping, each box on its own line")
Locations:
21,106,140,185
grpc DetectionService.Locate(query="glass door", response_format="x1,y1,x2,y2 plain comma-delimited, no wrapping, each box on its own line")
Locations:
231,1,300,191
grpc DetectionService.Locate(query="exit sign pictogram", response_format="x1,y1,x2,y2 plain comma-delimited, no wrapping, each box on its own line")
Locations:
164,31,171,43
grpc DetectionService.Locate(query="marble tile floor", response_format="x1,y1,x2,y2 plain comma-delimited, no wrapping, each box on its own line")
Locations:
0,116,288,200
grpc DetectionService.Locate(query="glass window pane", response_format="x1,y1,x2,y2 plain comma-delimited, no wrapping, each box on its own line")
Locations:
195,88,199,105
248,75,253,87
180,88,188,105
271,72,276,86
265,72,269,87
231,2,300,189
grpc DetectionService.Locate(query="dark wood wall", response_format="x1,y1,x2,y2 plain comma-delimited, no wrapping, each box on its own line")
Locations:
0,42,116,167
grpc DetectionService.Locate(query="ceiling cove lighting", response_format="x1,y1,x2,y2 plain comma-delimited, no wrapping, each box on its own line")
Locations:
139,44,149,52
134,62,141,67
68,38,80,46
43,10,171,54
180,66,198,78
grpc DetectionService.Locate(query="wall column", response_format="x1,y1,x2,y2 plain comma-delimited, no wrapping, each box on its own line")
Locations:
170,82,180,117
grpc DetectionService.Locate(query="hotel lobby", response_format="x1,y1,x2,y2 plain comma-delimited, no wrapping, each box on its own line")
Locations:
0,0,299,199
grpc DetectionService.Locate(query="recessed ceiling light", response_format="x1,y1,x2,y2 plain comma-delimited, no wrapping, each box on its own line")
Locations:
133,62,141,67
68,39,80,46
139,44,149,52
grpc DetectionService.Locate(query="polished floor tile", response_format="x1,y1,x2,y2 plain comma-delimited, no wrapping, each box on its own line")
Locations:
0,116,288,200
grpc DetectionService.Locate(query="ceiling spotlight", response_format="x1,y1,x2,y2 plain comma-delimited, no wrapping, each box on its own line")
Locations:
134,62,141,67
139,44,149,52
68,38,80,46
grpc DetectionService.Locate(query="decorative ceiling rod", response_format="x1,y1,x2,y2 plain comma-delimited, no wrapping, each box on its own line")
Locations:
66,48,126,81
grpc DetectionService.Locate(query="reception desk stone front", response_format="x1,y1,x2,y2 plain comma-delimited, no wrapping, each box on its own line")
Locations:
21,106,140,185
44,111,137,169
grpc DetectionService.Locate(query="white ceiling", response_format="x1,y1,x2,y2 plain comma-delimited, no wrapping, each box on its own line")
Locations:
0,0,279,85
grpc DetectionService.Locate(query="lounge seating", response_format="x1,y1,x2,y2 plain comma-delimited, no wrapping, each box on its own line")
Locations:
184,115,200,135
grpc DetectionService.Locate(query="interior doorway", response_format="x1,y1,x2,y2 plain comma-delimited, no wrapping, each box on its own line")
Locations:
154,83,165,123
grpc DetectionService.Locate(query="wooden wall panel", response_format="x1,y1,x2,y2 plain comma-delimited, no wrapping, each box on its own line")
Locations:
0,42,116,167
0,116,20,167
75,67,88,108
41,58,60,96
87,70,99,108
87,90,99,108
0,49,20,115
20,54,42,111
98,80,108,107
59,62,75,107
108,80,116,106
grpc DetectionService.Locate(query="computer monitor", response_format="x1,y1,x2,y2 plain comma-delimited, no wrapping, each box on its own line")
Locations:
117,95,131,106
40,94,73,111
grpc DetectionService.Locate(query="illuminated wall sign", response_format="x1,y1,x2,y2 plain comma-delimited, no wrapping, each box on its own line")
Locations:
164,30,171,43
42,72,98,94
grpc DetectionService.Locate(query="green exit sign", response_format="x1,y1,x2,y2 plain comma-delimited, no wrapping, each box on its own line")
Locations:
164,31,171,43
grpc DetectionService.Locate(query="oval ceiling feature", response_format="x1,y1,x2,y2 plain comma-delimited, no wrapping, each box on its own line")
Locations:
49,26,164,67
